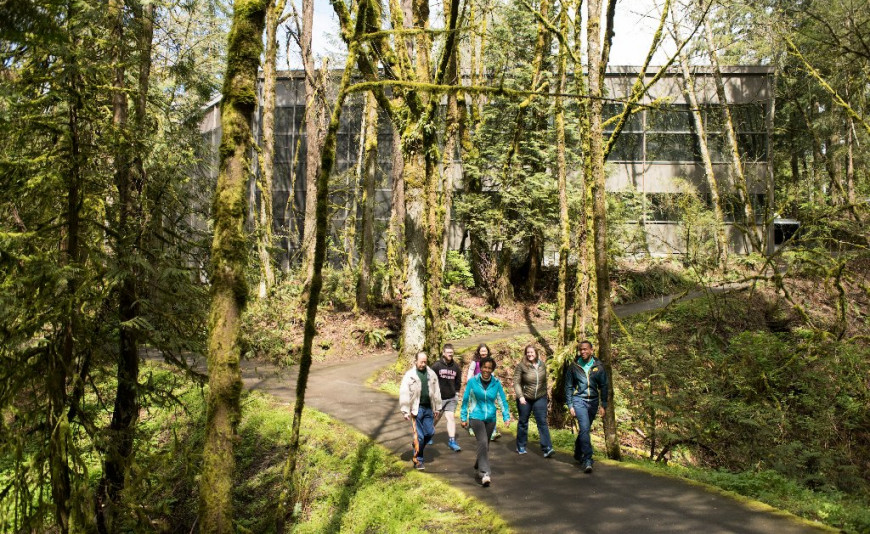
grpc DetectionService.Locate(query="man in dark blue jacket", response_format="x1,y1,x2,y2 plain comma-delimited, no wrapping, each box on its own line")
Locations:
564,340,608,473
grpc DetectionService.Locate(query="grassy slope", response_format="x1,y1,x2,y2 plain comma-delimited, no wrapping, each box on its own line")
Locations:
129,364,511,533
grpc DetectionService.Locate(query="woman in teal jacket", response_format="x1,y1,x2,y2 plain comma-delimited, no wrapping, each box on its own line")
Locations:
460,356,512,487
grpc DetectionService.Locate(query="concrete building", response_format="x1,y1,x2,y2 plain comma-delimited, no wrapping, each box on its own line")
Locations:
199,66,774,266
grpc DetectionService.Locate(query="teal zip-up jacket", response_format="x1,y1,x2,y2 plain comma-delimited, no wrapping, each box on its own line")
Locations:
564,357,608,408
460,374,510,423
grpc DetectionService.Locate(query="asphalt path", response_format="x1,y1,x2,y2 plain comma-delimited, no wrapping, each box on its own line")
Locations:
236,287,829,533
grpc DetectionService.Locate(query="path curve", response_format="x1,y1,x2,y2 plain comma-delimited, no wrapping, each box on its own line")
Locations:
240,288,828,533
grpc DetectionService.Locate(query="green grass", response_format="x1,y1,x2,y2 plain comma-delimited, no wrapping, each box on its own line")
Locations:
132,363,511,533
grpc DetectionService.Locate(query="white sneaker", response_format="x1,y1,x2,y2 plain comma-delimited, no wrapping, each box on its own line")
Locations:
481,474,491,487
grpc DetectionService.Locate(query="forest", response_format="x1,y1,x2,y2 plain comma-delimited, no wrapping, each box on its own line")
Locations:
1,0,868,532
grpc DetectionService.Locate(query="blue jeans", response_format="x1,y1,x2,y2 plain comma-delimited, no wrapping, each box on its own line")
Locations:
415,405,436,463
572,399,598,463
516,396,552,451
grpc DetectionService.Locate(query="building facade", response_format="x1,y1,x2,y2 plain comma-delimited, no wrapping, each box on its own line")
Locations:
199,66,774,266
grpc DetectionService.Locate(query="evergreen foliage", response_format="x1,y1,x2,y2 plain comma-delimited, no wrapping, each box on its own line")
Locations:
0,0,226,530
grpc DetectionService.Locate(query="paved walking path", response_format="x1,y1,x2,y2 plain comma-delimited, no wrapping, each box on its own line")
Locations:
237,287,829,533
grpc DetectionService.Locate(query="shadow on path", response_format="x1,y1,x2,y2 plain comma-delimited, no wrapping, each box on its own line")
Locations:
523,305,554,356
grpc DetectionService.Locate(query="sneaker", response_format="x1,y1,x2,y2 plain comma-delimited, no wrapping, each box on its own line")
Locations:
583,460,593,474
447,439,462,452
543,448,555,458
481,474,491,487
416,460,426,471
426,438,433,445
516,446,527,455
490,430,501,441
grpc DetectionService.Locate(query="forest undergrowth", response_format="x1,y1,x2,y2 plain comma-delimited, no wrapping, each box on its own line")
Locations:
0,364,510,533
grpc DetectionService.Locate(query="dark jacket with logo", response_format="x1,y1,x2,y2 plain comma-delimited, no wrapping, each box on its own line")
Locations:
431,358,462,399
564,357,608,408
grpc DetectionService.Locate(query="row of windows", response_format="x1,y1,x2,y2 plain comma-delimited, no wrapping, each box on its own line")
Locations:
603,103,767,133
603,103,768,163
612,192,767,223
607,132,767,162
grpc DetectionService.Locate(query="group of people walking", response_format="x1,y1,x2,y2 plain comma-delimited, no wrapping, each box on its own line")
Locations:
399,340,608,486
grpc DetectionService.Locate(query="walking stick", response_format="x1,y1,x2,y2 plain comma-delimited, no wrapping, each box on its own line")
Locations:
410,416,420,467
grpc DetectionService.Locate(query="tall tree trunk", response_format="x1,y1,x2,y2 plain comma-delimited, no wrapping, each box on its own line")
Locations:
674,25,728,268
441,15,461,265
356,91,378,310
386,123,405,301
402,145,429,358
345,109,366,270
257,0,286,298
418,0,447,354
99,0,140,529
555,4,570,348
525,232,541,296
704,18,761,253
424,143,444,353
824,135,846,205
279,6,366,527
588,0,620,461
200,1,267,531
790,151,800,185
572,0,595,343
846,118,856,206
52,52,84,534
764,68,776,253
301,0,321,284
466,1,488,288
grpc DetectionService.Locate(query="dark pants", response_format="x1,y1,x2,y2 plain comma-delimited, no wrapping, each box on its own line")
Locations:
415,405,435,463
572,399,598,463
469,418,496,477
516,396,552,451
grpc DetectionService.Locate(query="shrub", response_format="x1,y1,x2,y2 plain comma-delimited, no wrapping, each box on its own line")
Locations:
444,250,475,289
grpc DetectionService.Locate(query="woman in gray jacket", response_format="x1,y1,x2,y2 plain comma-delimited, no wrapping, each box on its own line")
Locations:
513,344,554,457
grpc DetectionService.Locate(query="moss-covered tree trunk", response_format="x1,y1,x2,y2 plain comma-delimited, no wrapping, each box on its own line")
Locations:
675,32,729,268
525,232,541,296
386,122,405,302
441,20,461,265
466,2,489,289
703,18,761,253
555,4,570,348
356,91,378,310
279,4,366,527
256,0,286,298
402,144,429,358
200,1,266,531
300,0,322,284
572,6,596,342
588,0,620,461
